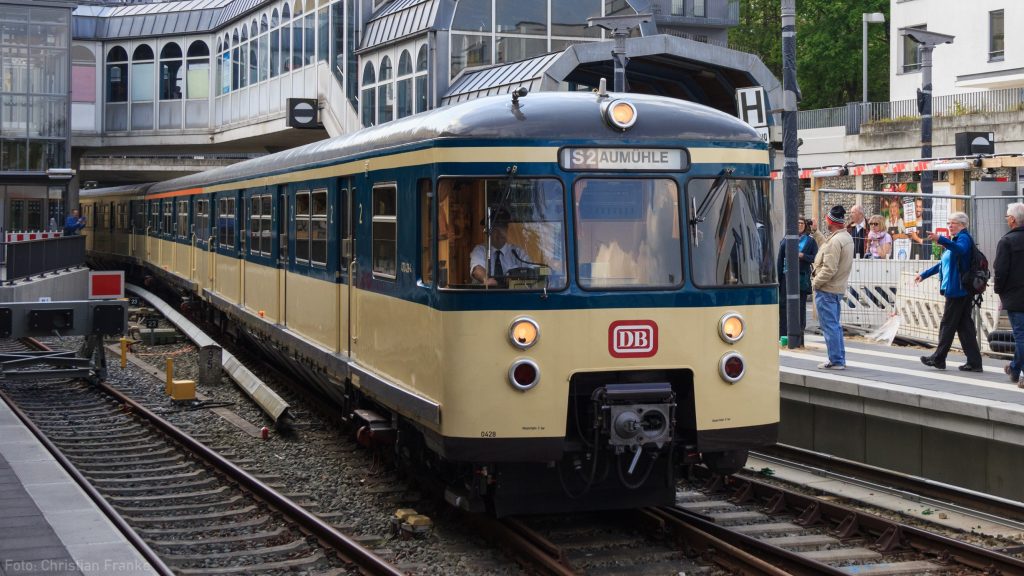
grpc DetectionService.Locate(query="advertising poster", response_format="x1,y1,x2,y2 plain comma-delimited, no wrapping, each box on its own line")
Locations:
903,199,917,232
892,238,912,260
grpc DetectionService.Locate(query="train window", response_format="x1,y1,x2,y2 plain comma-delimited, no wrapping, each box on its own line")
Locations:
418,179,433,285
295,190,310,263
149,202,159,234
574,178,682,290
194,198,209,240
218,196,236,248
278,187,288,262
176,199,189,238
249,194,272,257
687,177,775,287
372,185,397,278
311,189,327,266
437,177,566,291
133,202,146,231
162,201,173,235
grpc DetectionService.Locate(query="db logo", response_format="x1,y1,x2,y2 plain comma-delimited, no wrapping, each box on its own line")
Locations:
608,320,658,358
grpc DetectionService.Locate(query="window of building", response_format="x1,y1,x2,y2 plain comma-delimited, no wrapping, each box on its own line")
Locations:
694,0,705,17
291,13,303,71
217,196,235,248
239,26,249,88
185,41,209,128
396,50,413,119
259,16,269,82
901,25,924,73
159,43,182,100
671,0,684,15
105,46,128,131
415,45,428,113
231,29,240,89
318,7,329,63
71,45,96,105
270,9,281,77
131,44,154,130
497,0,545,34
249,193,272,256
176,199,189,238
331,1,344,78
990,10,1004,62
377,56,393,124
248,21,258,85
361,62,375,127
372,185,397,278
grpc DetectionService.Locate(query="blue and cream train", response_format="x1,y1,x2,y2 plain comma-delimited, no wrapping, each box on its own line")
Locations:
81,88,779,516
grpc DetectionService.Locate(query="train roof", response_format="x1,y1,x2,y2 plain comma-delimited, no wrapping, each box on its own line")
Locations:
80,183,154,198
148,91,763,195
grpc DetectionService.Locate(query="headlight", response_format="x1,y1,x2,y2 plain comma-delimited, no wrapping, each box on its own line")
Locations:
508,317,540,349
719,352,745,383
602,99,637,130
719,312,744,343
508,359,540,391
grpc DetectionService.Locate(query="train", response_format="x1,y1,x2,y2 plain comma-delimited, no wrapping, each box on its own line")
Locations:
81,86,780,516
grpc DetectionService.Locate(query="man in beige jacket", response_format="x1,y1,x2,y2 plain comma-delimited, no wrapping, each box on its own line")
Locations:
811,205,855,369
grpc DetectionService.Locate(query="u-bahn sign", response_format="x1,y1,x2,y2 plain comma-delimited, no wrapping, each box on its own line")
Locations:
288,98,320,129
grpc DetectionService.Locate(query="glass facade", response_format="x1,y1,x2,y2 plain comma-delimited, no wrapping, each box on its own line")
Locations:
0,3,69,172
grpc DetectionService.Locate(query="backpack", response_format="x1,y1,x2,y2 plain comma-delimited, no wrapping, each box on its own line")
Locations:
961,239,990,304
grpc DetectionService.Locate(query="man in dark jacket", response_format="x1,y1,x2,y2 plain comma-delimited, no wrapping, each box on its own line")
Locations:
846,204,867,258
995,203,1024,386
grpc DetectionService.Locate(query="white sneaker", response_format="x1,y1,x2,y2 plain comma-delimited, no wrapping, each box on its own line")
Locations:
818,361,846,370
1019,375,1024,390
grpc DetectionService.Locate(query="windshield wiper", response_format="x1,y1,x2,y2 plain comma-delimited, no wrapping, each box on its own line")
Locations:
691,168,734,225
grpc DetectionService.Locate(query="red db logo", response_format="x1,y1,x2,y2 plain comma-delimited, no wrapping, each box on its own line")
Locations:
609,320,658,358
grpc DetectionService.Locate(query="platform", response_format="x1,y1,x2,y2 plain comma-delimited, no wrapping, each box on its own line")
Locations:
779,335,1024,503
0,397,156,576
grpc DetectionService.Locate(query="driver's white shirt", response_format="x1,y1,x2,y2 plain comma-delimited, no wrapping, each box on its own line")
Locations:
469,242,529,276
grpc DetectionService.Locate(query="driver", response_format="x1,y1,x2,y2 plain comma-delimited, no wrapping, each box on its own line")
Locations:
470,210,531,287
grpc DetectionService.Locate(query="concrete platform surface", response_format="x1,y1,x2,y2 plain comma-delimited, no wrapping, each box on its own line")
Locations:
0,397,156,576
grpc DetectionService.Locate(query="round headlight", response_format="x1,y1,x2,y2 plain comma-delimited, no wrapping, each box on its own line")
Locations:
719,352,745,383
603,99,637,130
508,359,540,391
509,317,540,349
719,312,745,343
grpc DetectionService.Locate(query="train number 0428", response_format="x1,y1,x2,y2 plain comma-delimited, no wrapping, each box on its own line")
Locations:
480,430,497,438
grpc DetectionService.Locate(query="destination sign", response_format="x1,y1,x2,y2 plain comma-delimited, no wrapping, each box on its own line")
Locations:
560,148,687,171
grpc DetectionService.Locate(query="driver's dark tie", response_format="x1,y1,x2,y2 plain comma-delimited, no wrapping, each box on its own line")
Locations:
493,250,504,277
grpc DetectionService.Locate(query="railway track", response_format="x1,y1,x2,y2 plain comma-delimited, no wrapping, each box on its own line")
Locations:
0,338,403,576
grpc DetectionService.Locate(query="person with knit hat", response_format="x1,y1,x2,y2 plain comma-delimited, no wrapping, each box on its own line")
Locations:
811,205,855,369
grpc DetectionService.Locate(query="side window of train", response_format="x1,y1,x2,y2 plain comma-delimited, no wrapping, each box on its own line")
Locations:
194,198,209,242
149,201,159,234
338,186,350,273
217,196,236,249
248,191,272,258
311,188,328,267
162,200,173,236
372,184,397,279
176,199,189,239
418,179,433,285
295,189,310,263
277,186,288,262
132,201,146,232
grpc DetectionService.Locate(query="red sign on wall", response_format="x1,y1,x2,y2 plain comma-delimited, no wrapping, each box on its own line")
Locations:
608,320,658,358
89,271,124,300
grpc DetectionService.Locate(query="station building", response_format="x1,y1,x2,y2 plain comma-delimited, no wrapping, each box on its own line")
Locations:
0,0,780,232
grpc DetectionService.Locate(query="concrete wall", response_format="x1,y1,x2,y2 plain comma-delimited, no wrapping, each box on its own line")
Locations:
0,268,89,303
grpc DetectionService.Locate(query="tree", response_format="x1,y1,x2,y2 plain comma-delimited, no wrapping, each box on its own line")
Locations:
730,0,890,109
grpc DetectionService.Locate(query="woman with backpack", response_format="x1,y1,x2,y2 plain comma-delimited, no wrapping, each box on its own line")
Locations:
914,212,984,372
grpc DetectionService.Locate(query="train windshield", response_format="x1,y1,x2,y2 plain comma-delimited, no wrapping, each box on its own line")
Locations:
437,177,566,291
687,177,775,286
573,178,682,289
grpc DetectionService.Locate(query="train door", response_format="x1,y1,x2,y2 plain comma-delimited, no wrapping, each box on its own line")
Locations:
338,178,353,357
277,185,288,326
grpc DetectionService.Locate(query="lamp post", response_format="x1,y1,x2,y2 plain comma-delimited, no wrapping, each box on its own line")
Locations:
862,12,885,103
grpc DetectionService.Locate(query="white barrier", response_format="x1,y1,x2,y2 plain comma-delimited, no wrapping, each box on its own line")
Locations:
837,258,999,352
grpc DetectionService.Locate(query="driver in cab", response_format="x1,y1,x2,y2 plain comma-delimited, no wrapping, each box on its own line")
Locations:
470,210,531,287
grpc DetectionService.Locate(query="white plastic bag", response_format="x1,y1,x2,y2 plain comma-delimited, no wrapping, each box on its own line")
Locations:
866,313,901,346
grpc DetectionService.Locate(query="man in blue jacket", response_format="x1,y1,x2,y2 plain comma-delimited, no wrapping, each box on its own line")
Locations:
914,212,983,371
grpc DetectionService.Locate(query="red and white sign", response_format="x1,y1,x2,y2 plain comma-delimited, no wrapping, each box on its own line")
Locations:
89,271,125,300
5,231,62,243
608,320,658,358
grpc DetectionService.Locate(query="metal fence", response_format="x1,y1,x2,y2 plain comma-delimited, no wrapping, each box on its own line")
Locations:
797,86,1024,130
0,235,85,284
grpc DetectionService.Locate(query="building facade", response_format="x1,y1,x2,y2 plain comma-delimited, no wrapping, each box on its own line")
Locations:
0,0,75,231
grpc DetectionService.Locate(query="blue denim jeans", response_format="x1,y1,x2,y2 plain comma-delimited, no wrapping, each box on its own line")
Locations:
815,291,845,365
1010,310,1024,379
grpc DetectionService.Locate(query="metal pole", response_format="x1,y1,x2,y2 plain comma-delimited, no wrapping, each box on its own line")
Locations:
782,0,802,348
862,18,868,103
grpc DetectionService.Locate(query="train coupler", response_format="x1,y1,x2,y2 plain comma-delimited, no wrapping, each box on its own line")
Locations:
352,408,396,448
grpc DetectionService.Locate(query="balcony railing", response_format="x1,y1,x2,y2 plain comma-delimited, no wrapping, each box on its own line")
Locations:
797,86,1024,131
0,235,85,284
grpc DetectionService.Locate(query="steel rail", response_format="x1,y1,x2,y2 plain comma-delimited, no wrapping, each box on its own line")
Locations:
92,378,405,576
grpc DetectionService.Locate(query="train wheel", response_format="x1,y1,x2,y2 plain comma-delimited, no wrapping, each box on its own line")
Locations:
702,449,748,476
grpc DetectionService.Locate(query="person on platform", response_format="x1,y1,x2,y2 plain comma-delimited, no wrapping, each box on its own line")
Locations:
915,212,983,372
811,206,854,370
846,204,867,258
777,216,818,336
469,209,530,288
995,203,1024,387
63,208,86,235
865,215,892,259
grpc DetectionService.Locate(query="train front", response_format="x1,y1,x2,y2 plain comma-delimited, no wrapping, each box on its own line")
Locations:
428,93,778,516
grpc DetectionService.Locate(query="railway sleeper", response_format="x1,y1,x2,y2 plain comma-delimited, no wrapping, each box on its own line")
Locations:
146,527,287,548
133,515,271,536
158,539,309,562
120,504,259,524
115,494,243,513
105,485,231,502
174,550,325,575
